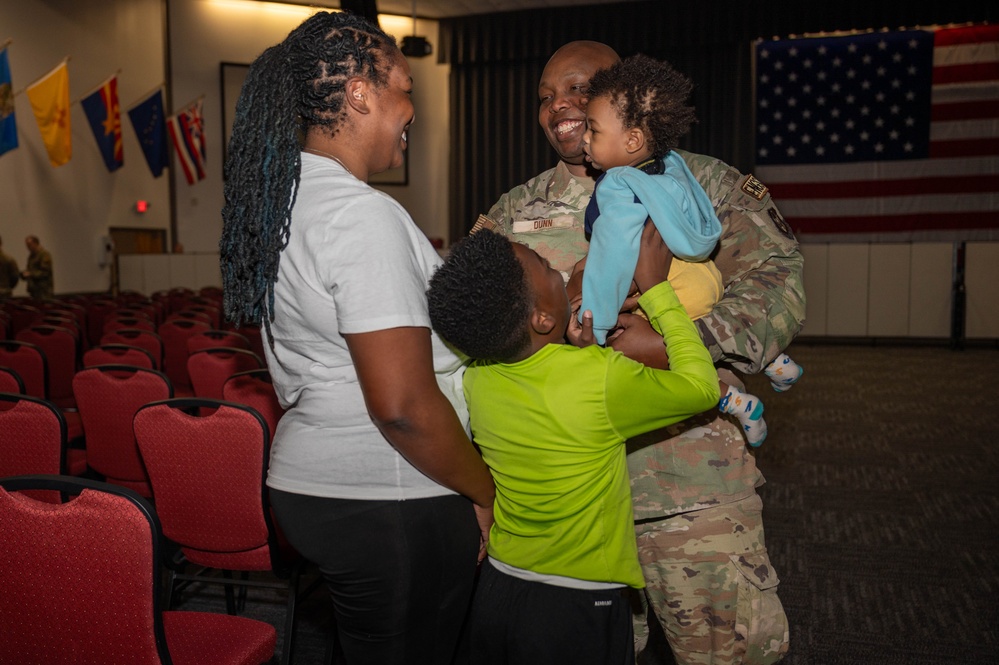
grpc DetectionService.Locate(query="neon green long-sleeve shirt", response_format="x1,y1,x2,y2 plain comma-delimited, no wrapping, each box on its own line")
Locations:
464,281,719,588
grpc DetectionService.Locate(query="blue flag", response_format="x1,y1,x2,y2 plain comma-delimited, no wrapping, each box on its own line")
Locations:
0,47,18,157
81,75,123,172
127,87,168,177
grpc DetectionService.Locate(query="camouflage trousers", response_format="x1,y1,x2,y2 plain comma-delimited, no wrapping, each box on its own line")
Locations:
632,494,789,665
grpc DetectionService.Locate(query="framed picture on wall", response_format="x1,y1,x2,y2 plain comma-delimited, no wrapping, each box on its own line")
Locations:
220,62,408,185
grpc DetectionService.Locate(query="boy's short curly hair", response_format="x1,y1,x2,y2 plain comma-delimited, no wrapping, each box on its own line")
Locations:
587,53,696,158
428,230,533,362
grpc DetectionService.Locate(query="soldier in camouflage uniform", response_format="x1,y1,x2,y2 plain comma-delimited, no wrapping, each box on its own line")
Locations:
483,41,802,665
0,234,20,298
21,235,53,301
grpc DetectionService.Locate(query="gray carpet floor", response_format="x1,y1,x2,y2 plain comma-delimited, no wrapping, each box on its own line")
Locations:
174,342,999,664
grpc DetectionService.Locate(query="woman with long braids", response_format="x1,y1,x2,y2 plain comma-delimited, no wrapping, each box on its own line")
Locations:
220,12,494,663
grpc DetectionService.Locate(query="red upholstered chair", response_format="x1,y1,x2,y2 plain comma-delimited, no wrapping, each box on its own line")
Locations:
119,301,161,326
101,328,164,370
0,393,85,502
0,339,84,446
134,398,304,665
83,343,156,369
0,475,278,665
0,366,26,393
5,302,41,336
84,298,118,347
73,365,173,498
157,318,211,394
223,369,286,444
166,310,214,328
0,309,10,340
187,347,263,401
15,325,78,410
0,339,47,399
186,329,252,356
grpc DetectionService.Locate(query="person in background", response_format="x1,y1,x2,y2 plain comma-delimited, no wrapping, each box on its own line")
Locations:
21,235,53,300
0,234,19,298
429,226,719,665
483,40,801,664
219,11,494,664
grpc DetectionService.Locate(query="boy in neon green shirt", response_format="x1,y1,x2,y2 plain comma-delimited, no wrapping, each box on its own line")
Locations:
428,226,719,665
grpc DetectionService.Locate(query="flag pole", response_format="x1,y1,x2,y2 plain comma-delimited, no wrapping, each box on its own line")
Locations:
15,55,69,97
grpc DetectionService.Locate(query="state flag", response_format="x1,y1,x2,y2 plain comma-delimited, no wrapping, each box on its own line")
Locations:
80,74,123,172
26,59,71,167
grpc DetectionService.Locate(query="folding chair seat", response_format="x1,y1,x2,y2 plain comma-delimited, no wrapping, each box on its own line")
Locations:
73,365,173,497
83,343,156,369
0,366,25,393
0,393,85,501
1,338,84,444
134,398,306,665
0,475,277,665
101,327,164,370
187,348,263,401
157,318,211,394
16,324,79,410
223,369,286,444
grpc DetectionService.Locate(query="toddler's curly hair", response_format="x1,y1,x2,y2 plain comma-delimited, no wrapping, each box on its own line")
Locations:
428,230,532,362
587,54,696,157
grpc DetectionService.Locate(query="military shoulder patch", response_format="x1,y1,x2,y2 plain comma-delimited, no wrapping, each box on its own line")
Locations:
741,175,768,201
469,214,499,235
768,206,796,240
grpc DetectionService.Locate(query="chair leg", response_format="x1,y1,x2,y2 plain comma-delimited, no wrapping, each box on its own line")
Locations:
221,570,236,615
164,568,178,611
238,571,249,612
281,565,302,665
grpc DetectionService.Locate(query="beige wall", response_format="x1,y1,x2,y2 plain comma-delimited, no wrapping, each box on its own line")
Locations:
0,0,449,295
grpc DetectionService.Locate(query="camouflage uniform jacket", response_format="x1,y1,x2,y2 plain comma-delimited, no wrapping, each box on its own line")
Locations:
485,150,806,519
24,247,53,300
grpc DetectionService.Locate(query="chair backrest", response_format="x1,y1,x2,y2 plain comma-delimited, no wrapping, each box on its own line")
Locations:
186,329,251,356
187,347,263,401
84,299,119,347
83,343,156,369
15,325,77,405
157,319,211,389
0,310,10,340
166,310,213,327
100,328,164,370
222,369,285,443
73,366,173,497
0,340,47,398
134,399,280,572
104,315,156,335
6,302,41,336
0,475,171,664
0,366,25,393
0,393,68,503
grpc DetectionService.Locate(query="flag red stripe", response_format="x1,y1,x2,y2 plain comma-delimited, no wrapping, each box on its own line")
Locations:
932,100,999,121
768,174,999,200
789,211,999,235
929,137,999,158
933,24,999,47
933,62,999,85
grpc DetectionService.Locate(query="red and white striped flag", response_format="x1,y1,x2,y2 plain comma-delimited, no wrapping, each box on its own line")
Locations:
167,97,206,185
754,24,999,240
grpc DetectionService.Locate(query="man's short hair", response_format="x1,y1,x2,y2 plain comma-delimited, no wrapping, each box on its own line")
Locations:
428,230,532,362
587,53,696,158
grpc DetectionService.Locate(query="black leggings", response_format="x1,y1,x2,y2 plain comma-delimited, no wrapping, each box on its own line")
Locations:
269,489,480,665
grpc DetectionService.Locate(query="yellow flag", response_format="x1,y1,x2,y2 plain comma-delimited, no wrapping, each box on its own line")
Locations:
26,60,71,167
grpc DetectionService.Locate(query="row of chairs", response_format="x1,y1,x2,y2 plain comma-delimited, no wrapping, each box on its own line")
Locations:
2,289,313,664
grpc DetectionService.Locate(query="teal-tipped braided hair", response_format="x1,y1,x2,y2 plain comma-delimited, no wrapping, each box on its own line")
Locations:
220,11,396,338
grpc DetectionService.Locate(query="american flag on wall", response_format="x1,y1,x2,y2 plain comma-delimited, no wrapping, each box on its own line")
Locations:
754,24,999,239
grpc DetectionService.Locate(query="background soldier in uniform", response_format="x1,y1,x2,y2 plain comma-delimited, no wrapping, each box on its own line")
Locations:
21,235,53,301
484,40,803,665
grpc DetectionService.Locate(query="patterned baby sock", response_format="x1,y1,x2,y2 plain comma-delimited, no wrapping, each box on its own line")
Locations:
719,386,768,448
764,353,804,392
